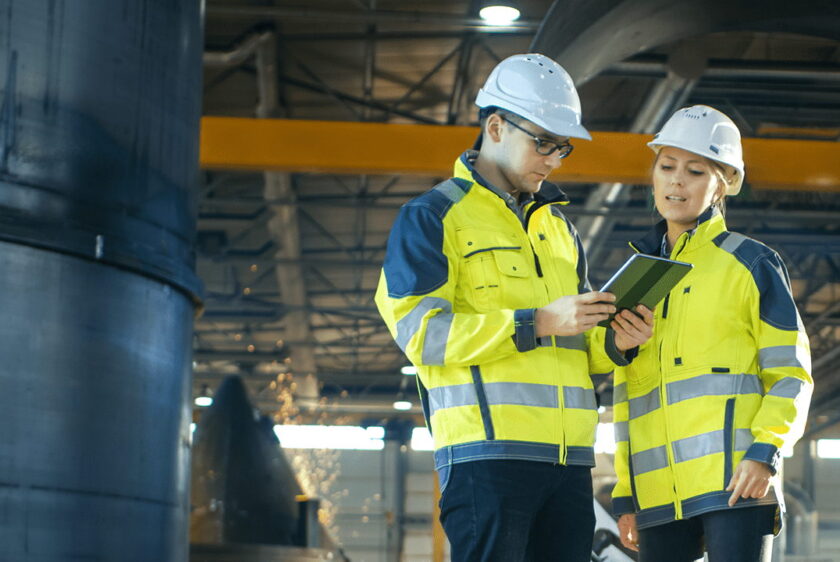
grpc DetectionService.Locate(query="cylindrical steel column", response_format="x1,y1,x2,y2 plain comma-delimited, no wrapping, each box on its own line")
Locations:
0,1,202,560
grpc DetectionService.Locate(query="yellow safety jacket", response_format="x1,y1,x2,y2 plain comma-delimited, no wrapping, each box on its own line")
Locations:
611,208,813,529
375,151,626,488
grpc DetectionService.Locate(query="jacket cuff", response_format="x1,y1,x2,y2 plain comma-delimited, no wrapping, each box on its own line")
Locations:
612,496,635,517
605,328,638,366
743,442,781,475
513,308,537,352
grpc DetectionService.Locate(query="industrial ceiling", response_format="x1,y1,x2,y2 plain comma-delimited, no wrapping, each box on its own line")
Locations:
196,0,840,433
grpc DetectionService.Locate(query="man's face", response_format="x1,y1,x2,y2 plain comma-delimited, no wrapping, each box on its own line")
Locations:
495,115,571,195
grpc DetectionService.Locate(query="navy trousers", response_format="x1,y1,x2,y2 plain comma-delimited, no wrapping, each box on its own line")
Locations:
439,459,595,562
638,504,776,562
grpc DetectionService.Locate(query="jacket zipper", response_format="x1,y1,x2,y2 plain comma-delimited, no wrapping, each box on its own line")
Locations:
525,203,565,461
661,233,691,518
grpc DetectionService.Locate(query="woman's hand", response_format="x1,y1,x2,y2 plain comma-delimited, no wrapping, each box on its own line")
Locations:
612,305,655,352
617,513,639,552
726,459,772,506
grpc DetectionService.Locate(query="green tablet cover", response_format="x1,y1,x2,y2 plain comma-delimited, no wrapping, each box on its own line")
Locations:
598,254,693,328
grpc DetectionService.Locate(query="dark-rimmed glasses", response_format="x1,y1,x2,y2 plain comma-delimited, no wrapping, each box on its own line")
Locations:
499,115,574,159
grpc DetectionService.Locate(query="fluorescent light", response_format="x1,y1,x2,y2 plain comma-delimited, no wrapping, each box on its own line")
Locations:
817,439,840,459
411,427,434,451
273,425,385,450
594,423,616,454
400,365,417,376
194,396,213,407
393,400,413,411
479,5,520,26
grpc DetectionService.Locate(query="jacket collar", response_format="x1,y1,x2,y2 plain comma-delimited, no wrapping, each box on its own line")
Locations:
631,206,727,256
454,150,569,210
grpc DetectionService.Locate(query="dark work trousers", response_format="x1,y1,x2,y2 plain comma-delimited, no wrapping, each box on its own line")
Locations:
638,504,777,562
438,459,595,562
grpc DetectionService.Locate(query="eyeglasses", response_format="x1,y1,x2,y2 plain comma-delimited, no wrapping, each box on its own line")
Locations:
499,115,574,159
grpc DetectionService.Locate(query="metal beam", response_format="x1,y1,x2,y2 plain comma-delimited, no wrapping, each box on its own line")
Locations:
199,117,840,191
205,5,541,29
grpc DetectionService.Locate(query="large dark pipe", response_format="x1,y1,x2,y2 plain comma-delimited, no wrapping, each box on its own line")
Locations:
0,1,202,560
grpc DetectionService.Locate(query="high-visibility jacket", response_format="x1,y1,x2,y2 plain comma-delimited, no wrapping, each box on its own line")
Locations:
611,208,813,530
375,151,627,487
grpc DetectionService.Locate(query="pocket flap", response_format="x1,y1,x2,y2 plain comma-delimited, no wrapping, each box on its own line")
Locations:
493,250,529,277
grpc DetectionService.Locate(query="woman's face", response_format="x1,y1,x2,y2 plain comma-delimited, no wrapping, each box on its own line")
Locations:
652,146,723,228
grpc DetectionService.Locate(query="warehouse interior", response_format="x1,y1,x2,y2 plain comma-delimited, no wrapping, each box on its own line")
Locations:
0,0,838,561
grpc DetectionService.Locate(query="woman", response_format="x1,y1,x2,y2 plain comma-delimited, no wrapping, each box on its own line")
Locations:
609,105,813,561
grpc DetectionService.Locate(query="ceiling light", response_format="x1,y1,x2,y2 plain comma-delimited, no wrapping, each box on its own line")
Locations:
195,384,213,407
400,365,417,376
479,2,520,26
393,400,412,411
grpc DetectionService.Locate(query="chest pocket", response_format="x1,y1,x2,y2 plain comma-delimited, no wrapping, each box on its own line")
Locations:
456,228,533,311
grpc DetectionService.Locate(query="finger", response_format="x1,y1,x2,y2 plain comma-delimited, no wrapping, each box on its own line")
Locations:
620,534,638,552
636,305,655,323
729,477,747,506
580,291,616,304
618,310,646,332
614,314,643,339
583,303,617,316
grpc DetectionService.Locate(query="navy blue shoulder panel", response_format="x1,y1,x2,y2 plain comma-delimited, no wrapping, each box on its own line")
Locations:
713,231,798,331
383,180,468,298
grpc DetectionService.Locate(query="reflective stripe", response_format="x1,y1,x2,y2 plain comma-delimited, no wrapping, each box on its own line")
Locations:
428,382,559,415
395,297,451,353
615,421,629,443
555,334,587,351
666,373,762,405
563,386,597,410
759,345,809,371
434,178,466,203
632,445,669,475
767,377,805,399
629,388,660,419
423,313,453,365
613,382,627,404
672,428,754,464
485,382,559,408
672,430,725,463
428,384,476,415
719,231,747,254
537,336,554,347
735,428,754,451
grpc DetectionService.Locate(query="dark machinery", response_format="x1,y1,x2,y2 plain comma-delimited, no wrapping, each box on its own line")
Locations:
190,376,348,562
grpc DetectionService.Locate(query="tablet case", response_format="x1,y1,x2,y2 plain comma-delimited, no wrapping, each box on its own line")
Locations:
598,254,693,328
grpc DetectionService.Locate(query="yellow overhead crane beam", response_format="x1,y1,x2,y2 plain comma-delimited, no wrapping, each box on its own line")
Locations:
200,117,840,192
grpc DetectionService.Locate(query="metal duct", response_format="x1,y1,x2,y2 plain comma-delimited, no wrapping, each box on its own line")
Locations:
532,0,840,85
0,1,202,560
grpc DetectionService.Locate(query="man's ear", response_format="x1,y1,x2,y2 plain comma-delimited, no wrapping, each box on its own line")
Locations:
485,113,505,143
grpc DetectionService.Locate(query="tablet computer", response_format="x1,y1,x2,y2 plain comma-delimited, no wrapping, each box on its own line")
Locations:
598,254,693,328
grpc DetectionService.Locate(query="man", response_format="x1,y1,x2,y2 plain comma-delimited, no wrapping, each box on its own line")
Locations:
375,54,653,561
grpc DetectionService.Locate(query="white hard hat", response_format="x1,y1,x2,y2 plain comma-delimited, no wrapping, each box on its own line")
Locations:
475,53,591,141
648,105,745,195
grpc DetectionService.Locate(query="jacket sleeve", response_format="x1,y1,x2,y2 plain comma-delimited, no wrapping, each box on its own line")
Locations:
375,202,537,368
743,251,813,474
610,369,635,516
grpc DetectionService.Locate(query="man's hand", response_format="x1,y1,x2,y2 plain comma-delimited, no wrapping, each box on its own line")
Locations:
726,459,772,507
617,514,639,552
612,305,654,352
535,292,616,337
